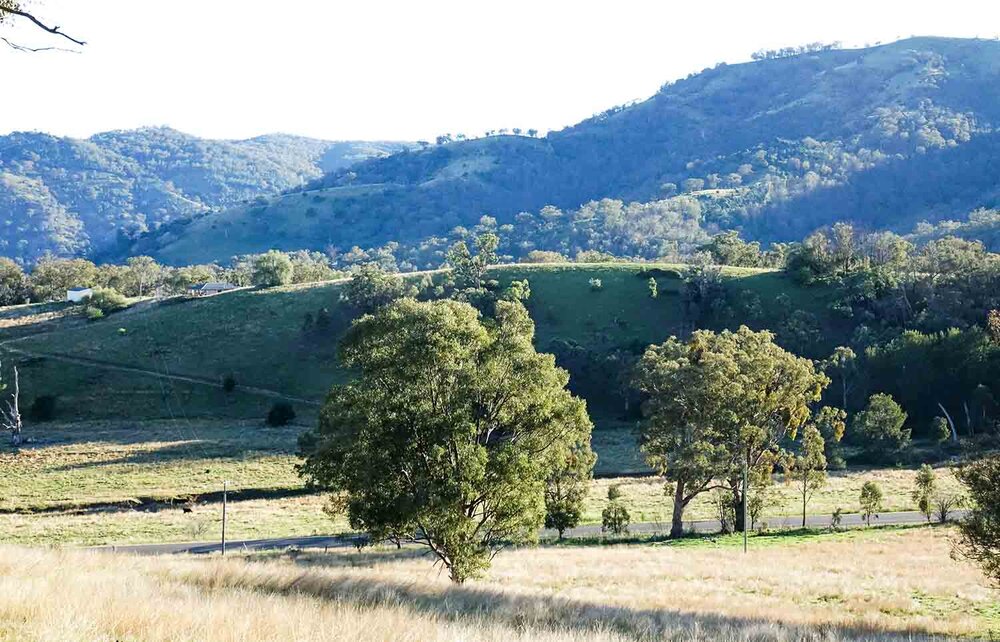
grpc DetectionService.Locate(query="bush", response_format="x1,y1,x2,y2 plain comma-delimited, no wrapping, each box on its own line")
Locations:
87,287,128,314
601,484,630,535
222,375,236,393
931,416,952,443
588,278,603,291
266,401,296,426
853,393,910,461
28,395,58,422
84,306,104,321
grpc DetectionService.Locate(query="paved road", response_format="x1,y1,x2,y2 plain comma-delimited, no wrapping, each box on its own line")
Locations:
96,509,962,556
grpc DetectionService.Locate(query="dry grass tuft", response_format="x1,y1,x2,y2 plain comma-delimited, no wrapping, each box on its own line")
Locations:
0,527,993,641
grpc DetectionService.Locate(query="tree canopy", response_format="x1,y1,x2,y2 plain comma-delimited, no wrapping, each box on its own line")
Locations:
299,298,593,582
635,326,828,535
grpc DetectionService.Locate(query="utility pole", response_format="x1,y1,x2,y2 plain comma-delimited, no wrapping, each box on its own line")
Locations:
221,480,229,556
742,450,748,554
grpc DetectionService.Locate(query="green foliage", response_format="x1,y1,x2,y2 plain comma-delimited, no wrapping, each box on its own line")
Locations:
0,258,29,306
84,306,104,321
602,485,630,535
341,264,415,314
28,395,58,422
931,416,952,443
647,277,658,298
251,251,294,288
913,464,936,522
699,231,765,267
791,424,827,527
588,278,603,291
867,328,999,434
859,481,883,526
956,456,1000,585
634,326,828,535
544,445,596,539
299,298,593,583
852,394,910,461
86,287,129,314
266,402,296,427
446,232,499,290
29,258,98,302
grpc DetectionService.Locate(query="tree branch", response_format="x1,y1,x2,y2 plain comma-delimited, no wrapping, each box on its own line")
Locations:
1,35,77,53
1,6,85,46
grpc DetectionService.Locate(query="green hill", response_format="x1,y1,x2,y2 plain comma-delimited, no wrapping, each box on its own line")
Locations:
133,38,1000,265
0,127,409,264
4,264,842,473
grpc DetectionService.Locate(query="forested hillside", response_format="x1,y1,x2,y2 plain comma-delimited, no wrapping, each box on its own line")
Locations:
134,37,1000,265
0,127,407,264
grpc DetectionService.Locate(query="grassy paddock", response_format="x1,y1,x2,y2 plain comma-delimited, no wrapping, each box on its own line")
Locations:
0,527,993,640
0,420,964,546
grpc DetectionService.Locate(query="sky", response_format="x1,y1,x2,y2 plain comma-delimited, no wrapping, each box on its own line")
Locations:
3,0,1000,142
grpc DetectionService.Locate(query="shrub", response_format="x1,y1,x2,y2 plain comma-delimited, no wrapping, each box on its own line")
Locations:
588,278,603,291
853,393,910,461
602,486,630,536
84,306,104,321
87,287,128,314
831,507,843,531
28,395,58,422
222,375,236,393
266,401,296,426
931,416,952,443
648,277,658,298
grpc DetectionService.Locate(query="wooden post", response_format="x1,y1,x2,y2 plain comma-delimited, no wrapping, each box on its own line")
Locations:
221,481,228,556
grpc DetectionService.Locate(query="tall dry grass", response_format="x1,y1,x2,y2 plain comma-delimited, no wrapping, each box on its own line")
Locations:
0,527,991,641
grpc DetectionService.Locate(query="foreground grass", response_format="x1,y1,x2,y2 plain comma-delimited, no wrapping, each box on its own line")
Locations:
0,421,964,546
0,527,992,640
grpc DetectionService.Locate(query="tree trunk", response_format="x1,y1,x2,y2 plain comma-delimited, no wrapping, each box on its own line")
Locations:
670,480,686,538
732,483,746,533
841,377,848,412
802,478,807,528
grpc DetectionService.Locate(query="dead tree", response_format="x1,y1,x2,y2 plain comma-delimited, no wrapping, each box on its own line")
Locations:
0,362,23,446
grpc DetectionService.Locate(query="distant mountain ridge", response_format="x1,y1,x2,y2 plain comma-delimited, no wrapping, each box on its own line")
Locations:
131,36,1000,265
0,127,408,263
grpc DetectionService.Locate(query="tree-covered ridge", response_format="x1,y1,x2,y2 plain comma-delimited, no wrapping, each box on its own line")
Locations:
132,37,1000,265
0,127,408,264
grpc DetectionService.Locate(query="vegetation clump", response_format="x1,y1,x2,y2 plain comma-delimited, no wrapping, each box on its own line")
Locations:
266,402,296,427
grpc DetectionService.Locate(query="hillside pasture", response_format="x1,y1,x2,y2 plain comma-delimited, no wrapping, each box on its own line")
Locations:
0,420,963,546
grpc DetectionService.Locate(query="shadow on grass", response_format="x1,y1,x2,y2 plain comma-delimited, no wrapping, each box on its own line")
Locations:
185,554,945,642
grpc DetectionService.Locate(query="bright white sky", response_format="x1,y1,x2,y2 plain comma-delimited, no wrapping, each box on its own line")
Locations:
4,0,1000,142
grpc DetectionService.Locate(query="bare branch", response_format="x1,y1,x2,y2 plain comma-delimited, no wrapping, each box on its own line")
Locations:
1,35,77,53
0,6,85,47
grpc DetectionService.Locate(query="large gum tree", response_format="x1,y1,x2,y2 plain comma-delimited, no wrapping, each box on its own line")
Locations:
299,298,594,583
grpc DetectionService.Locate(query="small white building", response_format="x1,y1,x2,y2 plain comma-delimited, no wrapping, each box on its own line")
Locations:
188,282,238,297
66,287,93,303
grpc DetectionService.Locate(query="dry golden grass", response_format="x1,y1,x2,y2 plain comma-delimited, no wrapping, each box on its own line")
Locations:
0,527,993,641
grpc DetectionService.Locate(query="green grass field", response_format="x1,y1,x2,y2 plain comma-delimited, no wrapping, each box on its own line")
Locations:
0,419,963,546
